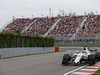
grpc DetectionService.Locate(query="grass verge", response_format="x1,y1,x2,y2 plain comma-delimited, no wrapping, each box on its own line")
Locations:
92,69,100,75
0,50,67,59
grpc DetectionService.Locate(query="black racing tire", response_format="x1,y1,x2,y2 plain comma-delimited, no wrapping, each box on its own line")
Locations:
96,52,100,61
62,60,67,64
62,54,71,65
63,54,71,61
88,54,96,66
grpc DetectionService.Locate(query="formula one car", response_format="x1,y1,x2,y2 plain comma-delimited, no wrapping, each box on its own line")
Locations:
62,47,100,65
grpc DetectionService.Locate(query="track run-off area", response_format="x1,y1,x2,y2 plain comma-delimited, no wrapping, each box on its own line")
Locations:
0,47,100,75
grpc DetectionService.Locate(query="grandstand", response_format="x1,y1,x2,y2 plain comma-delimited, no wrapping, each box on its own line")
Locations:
2,14,100,46
23,17,58,36
47,16,84,39
4,18,35,33
76,15,100,39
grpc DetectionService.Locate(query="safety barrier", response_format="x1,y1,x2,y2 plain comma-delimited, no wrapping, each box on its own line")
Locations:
0,47,55,58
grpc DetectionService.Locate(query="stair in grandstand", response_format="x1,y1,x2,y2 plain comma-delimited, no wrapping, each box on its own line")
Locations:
70,17,87,40
21,19,37,33
43,18,61,37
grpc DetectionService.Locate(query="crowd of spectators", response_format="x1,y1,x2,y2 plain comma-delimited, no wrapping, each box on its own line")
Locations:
23,17,58,35
48,16,84,39
4,15,100,40
4,18,34,33
76,15,100,39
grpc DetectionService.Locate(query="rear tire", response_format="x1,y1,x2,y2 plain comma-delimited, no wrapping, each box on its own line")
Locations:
96,52,100,61
88,54,96,66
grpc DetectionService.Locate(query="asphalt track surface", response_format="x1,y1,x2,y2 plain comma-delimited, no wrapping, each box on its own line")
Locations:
0,47,100,75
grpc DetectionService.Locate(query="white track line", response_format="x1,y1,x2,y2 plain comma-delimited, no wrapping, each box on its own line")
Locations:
63,64,88,75
72,72,92,74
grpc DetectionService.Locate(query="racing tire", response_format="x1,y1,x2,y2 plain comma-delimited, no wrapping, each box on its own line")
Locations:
62,54,71,65
62,60,67,64
96,52,100,61
88,54,96,66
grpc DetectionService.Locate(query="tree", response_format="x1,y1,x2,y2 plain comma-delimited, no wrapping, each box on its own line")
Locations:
15,29,21,35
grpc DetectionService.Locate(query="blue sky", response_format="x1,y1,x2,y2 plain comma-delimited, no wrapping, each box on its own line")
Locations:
0,0,100,31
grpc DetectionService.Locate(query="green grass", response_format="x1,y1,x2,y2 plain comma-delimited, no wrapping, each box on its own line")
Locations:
92,69,100,75
0,50,67,59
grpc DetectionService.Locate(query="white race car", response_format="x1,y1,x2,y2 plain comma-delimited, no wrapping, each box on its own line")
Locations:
62,47,100,65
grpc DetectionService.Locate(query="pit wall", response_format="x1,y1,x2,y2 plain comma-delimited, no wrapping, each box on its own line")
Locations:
0,47,55,58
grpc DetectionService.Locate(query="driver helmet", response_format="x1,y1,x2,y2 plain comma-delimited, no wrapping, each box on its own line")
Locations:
82,50,86,54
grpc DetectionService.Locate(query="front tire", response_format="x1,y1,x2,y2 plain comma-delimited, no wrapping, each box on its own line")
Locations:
62,54,71,65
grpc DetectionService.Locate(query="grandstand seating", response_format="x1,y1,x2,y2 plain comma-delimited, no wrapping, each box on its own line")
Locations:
76,15,100,39
47,16,84,39
23,17,58,35
3,15,100,39
4,18,34,33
